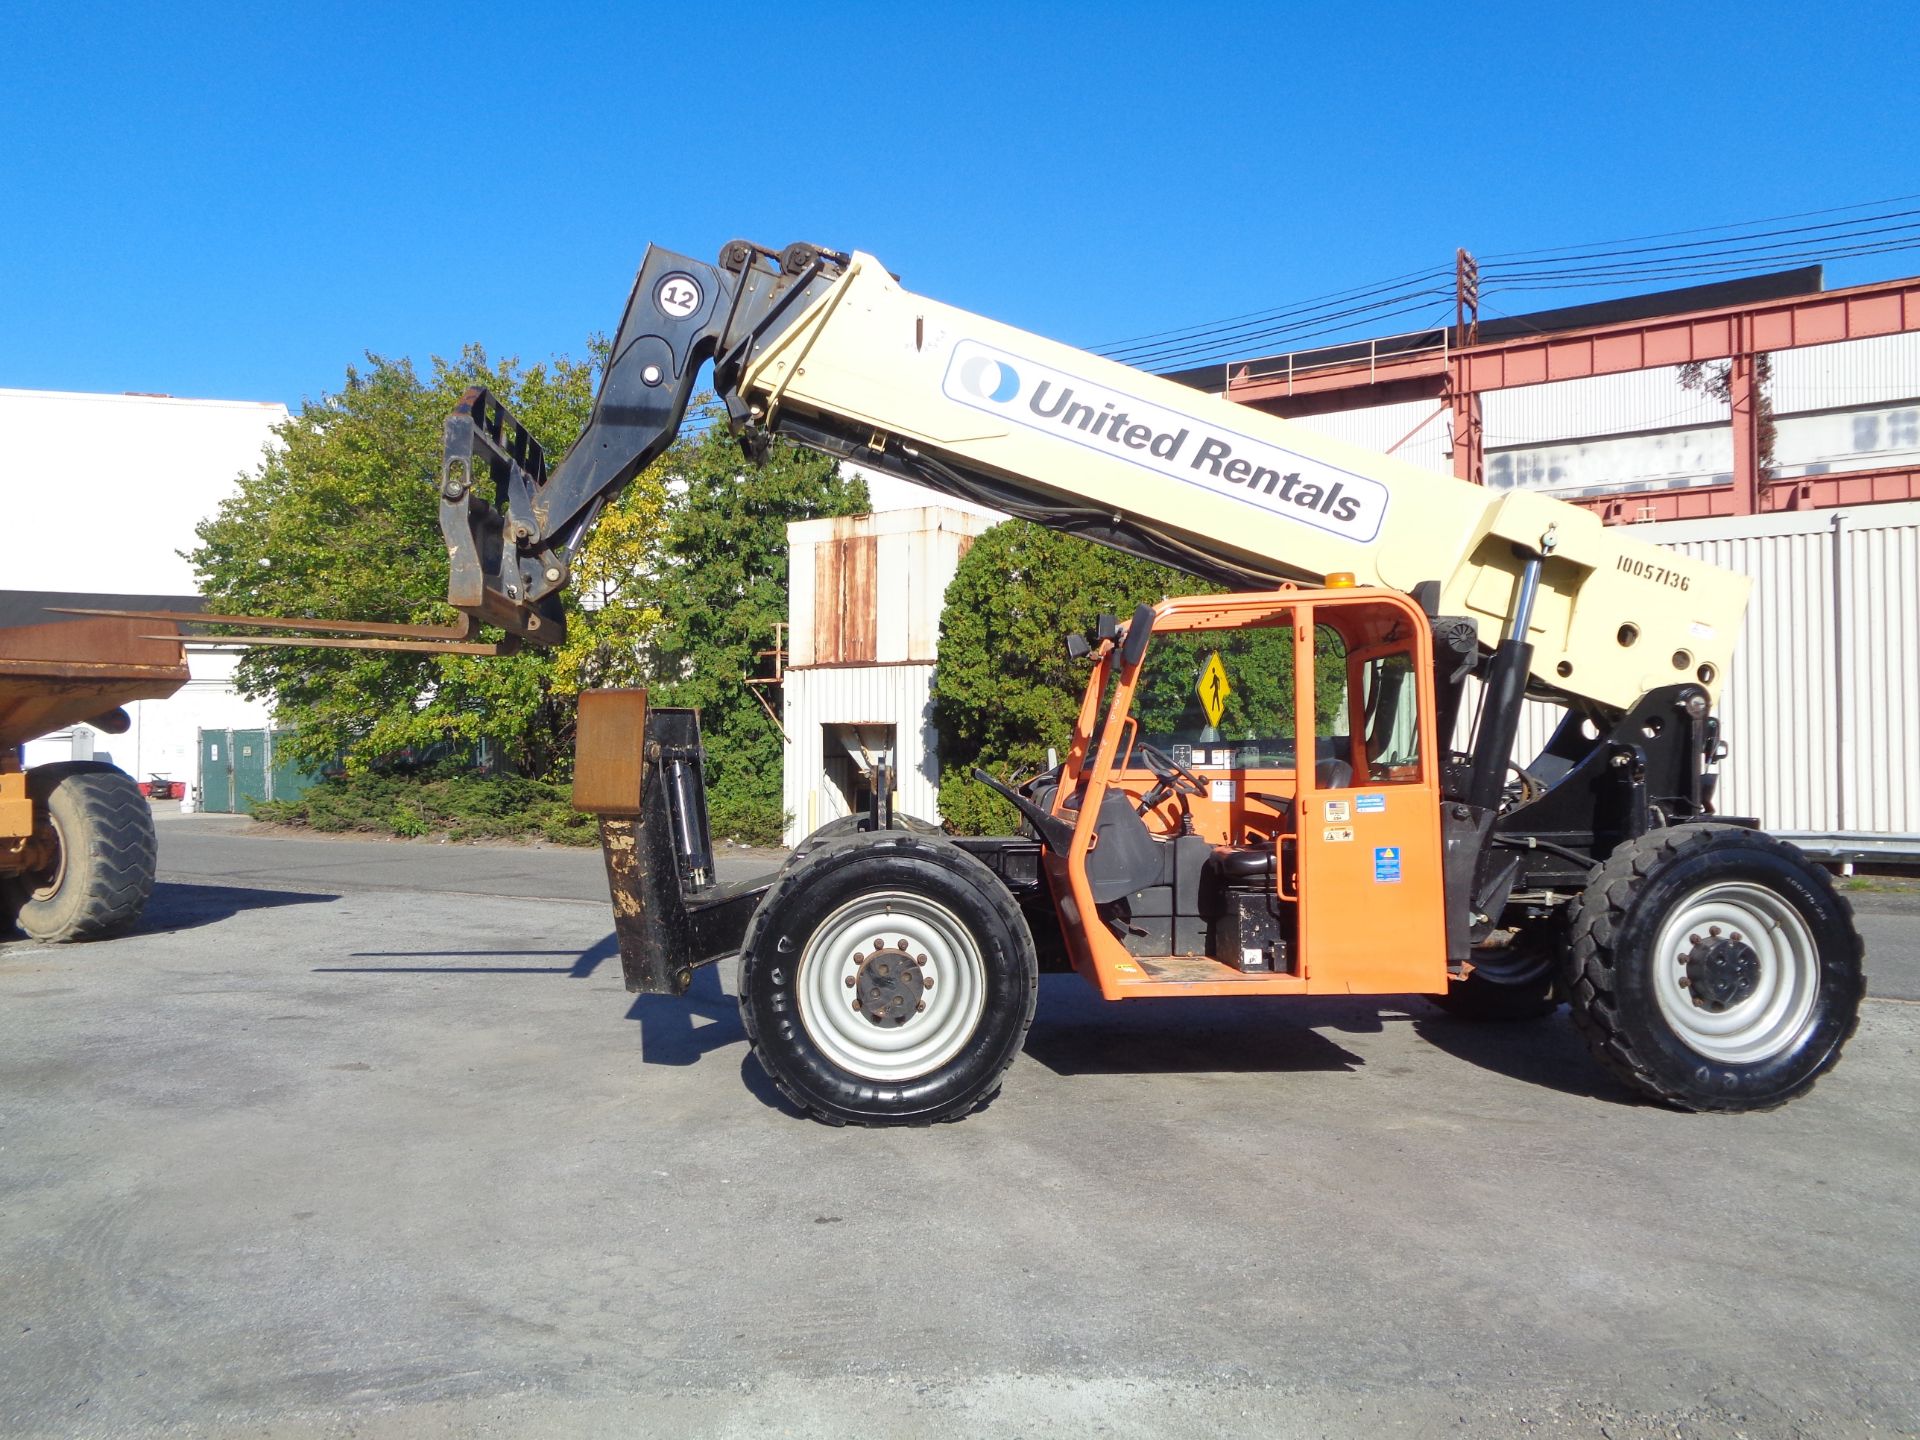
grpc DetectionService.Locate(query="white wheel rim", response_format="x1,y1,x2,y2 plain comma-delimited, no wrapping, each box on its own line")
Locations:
1651,881,1821,1064
795,890,989,1082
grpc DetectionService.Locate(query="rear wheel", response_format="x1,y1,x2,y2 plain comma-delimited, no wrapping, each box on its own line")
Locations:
1435,928,1562,1022
738,833,1037,1126
1564,824,1862,1111
3,764,157,942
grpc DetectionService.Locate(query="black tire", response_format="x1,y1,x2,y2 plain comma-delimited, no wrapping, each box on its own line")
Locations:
793,810,943,850
1564,824,1863,1112
1433,965,1561,1022
3,763,158,943
738,832,1038,1126
1432,918,1566,1021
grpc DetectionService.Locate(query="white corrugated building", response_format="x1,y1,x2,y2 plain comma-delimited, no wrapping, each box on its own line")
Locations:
780,506,996,844
0,388,286,788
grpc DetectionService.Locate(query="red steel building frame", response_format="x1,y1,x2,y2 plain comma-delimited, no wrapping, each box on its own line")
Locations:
1225,273,1920,522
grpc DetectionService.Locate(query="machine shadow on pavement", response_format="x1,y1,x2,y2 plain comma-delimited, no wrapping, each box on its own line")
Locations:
312,932,1643,1109
138,881,338,937
329,932,621,978
1410,1006,1646,1105
313,935,795,1106
1022,975,1370,1077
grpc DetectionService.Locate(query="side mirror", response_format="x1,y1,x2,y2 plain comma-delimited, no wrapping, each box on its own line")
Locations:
1119,603,1155,667
1065,633,1091,660
1096,613,1119,643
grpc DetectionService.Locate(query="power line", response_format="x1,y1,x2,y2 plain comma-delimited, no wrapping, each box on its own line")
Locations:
1482,235,1920,294
1480,209,1920,272
1106,284,1454,369
1480,191,1920,260
1094,194,1920,371
1093,268,1451,361
1128,296,1460,371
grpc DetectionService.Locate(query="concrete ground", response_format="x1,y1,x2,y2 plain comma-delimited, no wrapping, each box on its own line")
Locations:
1,813,1916,1439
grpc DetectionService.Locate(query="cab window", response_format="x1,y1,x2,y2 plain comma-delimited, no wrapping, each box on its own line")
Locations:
1129,620,1345,771
1355,649,1421,781
1132,625,1289,768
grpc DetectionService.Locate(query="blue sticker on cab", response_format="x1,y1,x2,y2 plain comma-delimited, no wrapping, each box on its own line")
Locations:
1373,846,1402,883
1356,792,1386,814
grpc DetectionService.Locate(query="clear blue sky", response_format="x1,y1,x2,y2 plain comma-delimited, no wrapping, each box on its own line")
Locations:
5,1,1916,406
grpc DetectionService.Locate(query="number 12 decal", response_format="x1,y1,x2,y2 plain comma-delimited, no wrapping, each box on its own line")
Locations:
655,273,703,319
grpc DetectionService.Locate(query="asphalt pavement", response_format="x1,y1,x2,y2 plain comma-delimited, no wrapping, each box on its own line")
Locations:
2,812,1917,1438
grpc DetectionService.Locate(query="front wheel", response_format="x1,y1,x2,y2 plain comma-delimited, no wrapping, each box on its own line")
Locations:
3,764,158,942
1564,825,1863,1111
738,833,1038,1126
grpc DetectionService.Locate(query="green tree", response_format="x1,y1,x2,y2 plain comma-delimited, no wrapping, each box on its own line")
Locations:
931,522,1185,834
931,522,1349,835
191,345,668,776
647,411,868,842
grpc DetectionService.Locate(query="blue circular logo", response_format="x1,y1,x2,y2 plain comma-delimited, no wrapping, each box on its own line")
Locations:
958,354,1020,404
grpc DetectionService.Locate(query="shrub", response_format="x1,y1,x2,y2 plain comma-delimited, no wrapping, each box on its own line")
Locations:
247,770,599,846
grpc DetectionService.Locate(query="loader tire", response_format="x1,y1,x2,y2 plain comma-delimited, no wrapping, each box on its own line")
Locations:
1433,968,1560,1022
788,811,945,867
1564,824,1862,1112
738,832,1037,1126
3,764,157,943
1433,919,1565,1022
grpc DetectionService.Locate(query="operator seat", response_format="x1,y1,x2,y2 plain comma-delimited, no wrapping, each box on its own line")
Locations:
1211,758,1351,887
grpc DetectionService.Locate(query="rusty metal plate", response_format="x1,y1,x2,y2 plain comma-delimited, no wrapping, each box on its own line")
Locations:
572,689,650,816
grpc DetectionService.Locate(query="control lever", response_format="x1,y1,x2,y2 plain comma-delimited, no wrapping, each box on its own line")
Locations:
972,769,1074,856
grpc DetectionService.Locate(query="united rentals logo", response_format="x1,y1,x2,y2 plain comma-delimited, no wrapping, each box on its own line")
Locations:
941,339,1388,542
956,354,1022,404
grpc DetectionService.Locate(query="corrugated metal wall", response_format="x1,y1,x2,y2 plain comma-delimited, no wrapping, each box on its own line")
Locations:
783,507,997,844
1284,398,1453,475
1655,513,1840,831
1651,503,1920,847
782,664,941,843
788,507,988,666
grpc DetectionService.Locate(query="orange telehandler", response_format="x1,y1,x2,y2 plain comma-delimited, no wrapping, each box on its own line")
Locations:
177,239,1869,1123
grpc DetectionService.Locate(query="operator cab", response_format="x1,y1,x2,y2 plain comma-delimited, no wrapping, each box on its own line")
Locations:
1038,586,1446,1000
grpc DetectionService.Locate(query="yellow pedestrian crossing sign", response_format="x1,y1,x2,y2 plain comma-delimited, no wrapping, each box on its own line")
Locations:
1197,651,1231,728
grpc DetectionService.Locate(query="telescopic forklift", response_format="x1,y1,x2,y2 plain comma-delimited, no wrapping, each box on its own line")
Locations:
171,239,1866,1124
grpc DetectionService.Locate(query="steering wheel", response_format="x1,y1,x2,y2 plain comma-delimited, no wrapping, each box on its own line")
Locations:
1135,742,1208,798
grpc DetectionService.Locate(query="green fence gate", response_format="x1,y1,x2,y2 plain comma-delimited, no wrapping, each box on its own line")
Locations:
196,728,317,813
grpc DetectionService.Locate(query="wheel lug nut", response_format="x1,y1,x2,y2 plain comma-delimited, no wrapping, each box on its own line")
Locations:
896,939,908,951
916,1000,927,1013
845,975,856,988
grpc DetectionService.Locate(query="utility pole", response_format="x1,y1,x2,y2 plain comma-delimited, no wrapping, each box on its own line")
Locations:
1450,248,1484,483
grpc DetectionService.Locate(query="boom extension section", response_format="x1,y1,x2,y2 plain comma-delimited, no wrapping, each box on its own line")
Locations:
440,239,1747,719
